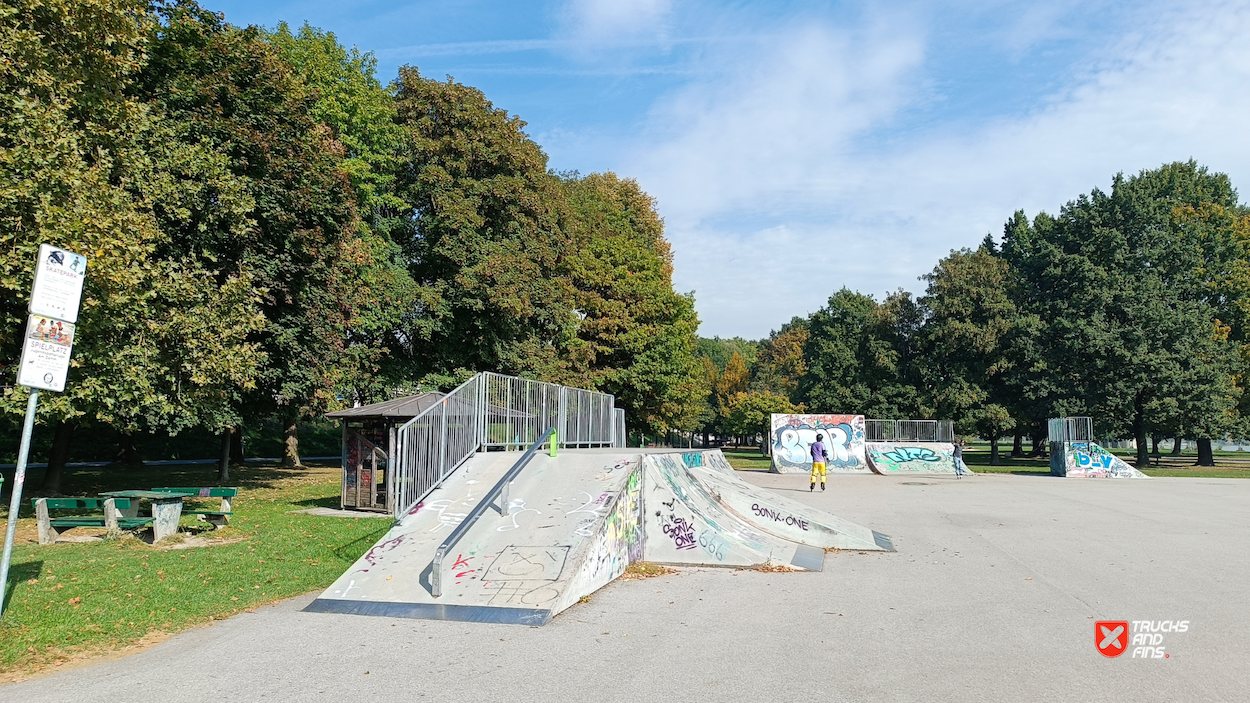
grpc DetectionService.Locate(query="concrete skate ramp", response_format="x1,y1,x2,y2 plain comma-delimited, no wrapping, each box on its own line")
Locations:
1053,442,1148,478
308,448,893,625
682,454,893,551
865,442,969,474
642,453,827,570
306,449,645,625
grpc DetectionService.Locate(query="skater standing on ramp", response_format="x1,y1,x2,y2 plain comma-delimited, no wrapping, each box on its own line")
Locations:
811,433,828,491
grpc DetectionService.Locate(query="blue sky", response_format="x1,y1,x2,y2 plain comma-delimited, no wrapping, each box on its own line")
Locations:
206,0,1250,339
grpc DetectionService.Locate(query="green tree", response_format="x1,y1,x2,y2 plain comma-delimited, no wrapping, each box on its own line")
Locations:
798,288,928,418
1000,162,1244,467
696,336,760,371
723,390,803,454
919,245,1020,463
0,0,264,489
752,317,808,401
560,172,701,435
136,1,388,466
389,66,576,387
263,21,415,405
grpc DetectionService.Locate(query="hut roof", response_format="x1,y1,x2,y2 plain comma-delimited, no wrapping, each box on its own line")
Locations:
325,392,446,420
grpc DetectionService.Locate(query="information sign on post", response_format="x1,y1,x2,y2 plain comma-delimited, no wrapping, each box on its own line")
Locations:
29,243,87,323
1,244,87,619
16,314,75,392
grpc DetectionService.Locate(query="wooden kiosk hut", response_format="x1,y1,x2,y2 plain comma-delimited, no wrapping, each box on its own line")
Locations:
325,393,445,513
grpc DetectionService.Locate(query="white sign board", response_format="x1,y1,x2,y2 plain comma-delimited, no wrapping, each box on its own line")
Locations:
16,314,75,392
29,244,87,323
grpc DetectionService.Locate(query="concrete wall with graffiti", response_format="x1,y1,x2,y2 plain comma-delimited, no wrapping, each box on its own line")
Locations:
769,413,870,474
865,442,968,474
1052,442,1148,478
555,464,644,612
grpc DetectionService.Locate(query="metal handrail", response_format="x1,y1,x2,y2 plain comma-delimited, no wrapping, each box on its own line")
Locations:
430,426,557,598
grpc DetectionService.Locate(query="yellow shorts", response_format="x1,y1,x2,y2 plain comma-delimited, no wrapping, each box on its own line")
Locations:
811,462,827,481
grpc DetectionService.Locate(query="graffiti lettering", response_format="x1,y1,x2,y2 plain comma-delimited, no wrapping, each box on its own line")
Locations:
660,513,697,550
883,447,940,463
682,452,704,468
771,414,866,471
594,458,632,481
452,553,476,579
749,503,809,531
359,535,404,570
481,580,562,606
698,529,728,561
1075,452,1114,469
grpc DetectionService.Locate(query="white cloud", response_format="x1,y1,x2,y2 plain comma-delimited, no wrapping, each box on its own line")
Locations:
564,0,673,42
626,1,1250,338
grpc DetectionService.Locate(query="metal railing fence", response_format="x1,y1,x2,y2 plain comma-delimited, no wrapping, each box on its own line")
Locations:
865,419,954,443
392,372,619,519
1048,417,1093,444
865,419,895,442
613,408,626,448
392,374,484,521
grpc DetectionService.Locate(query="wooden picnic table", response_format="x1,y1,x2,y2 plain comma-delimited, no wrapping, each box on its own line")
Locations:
100,490,196,542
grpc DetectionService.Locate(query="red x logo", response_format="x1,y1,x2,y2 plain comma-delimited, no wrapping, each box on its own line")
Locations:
1096,621,1129,657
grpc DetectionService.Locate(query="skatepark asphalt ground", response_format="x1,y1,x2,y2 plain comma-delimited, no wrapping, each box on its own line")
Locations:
4,472,1247,702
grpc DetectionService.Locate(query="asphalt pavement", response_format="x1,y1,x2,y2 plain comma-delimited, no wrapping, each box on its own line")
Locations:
4,471,1247,702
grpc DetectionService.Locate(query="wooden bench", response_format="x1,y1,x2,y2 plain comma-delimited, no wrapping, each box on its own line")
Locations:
32,497,153,545
151,487,237,528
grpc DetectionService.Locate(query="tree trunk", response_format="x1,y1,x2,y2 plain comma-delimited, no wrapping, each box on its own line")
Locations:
1196,438,1215,466
989,437,1000,466
281,411,302,468
1012,433,1023,456
702,428,709,448
218,428,232,484
1133,401,1149,468
1150,434,1160,456
113,433,143,469
230,425,245,464
39,420,76,494
1031,424,1046,456
1171,437,1183,456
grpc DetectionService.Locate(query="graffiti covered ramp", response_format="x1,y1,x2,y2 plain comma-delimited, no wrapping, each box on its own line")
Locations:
865,442,968,475
684,459,894,551
640,447,865,570
306,449,645,625
1053,443,1148,478
308,448,894,626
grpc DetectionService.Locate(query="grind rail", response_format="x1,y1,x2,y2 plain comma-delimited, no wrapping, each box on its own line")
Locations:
429,427,557,597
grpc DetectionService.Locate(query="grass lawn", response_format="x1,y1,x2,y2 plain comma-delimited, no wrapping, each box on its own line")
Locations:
0,461,388,681
721,448,772,470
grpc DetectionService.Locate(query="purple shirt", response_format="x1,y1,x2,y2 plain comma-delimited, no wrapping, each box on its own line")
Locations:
811,440,827,463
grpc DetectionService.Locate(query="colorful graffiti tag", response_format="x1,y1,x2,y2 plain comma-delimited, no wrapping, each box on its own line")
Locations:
865,442,962,473
1060,443,1147,478
769,414,870,474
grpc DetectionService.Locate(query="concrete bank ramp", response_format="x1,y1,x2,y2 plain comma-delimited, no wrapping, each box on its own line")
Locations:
1054,442,1148,478
306,449,645,625
865,442,970,475
307,448,893,625
642,453,826,571
683,455,894,551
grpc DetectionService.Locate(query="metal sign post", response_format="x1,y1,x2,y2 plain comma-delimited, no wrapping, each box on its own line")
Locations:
0,244,86,619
